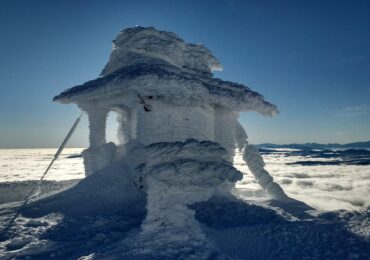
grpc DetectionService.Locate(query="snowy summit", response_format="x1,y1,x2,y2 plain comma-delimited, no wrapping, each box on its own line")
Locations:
1,27,369,260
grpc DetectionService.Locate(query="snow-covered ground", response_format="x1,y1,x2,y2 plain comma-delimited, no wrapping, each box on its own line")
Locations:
0,147,369,259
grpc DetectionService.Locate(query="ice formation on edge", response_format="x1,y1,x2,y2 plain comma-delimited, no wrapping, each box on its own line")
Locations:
243,144,288,200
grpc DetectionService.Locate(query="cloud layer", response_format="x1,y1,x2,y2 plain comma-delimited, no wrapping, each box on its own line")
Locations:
235,149,370,211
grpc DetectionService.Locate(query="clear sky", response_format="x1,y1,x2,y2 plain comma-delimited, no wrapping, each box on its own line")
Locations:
0,0,369,148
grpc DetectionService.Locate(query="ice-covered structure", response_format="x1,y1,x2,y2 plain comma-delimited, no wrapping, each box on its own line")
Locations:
55,28,275,161
54,26,286,200
1,27,367,260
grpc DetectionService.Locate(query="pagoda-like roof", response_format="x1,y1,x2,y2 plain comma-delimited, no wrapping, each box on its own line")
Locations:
53,27,278,116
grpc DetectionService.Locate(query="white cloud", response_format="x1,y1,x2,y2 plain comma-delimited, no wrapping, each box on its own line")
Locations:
335,105,370,117
333,130,345,136
234,151,370,211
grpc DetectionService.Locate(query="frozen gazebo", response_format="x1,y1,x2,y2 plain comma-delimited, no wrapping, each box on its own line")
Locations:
47,27,293,256
54,26,280,179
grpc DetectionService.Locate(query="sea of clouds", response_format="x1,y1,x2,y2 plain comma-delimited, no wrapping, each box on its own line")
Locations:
235,149,370,211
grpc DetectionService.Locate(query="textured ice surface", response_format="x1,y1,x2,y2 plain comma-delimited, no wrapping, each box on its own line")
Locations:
243,144,288,200
0,180,78,204
53,27,278,117
82,142,117,176
101,26,222,76
123,140,242,259
135,102,215,145
54,63,278,116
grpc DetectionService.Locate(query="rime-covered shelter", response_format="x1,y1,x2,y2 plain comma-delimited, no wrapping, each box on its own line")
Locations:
54,26,278,177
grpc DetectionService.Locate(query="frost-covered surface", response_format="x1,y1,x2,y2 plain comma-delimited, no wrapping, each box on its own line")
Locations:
54,63,278,116
135,102,215,145
243,144,288,200
117,140,242,259
0,180,78,205
53,27,278,116
101,26,222,76
1,193,369,259
83,143,117,176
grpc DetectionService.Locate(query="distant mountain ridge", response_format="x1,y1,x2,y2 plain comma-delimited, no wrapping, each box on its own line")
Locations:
256,141,370,150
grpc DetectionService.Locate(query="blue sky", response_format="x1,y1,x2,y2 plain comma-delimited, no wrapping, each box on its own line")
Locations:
0,0,369,148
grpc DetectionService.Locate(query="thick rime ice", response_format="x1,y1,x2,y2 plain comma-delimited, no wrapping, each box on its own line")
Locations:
53,26,280,183
234,121,288,200
135,102,216,145
52,27,279,187
53,26,278,117
235,120,248,151
54,63,278,116
101,26,222,76
82,142,117,176
243,144,288,200
51,26,288,204
126,140,242,258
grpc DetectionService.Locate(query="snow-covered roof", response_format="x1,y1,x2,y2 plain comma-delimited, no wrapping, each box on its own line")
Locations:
54,26,278,116
101,26,222,76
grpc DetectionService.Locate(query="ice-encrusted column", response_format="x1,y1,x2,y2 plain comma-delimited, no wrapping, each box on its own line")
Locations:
235,119,289,200
214,106,238,161
79,104,117,176
116,109,129,145
87,108,108,148
243,143,288,200
116,107,137,145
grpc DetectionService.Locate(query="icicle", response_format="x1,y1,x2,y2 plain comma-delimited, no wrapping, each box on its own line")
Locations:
243,143,288,200
236,122,288,200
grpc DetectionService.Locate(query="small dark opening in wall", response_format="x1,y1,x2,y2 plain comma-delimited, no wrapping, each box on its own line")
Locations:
148,96,153,100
